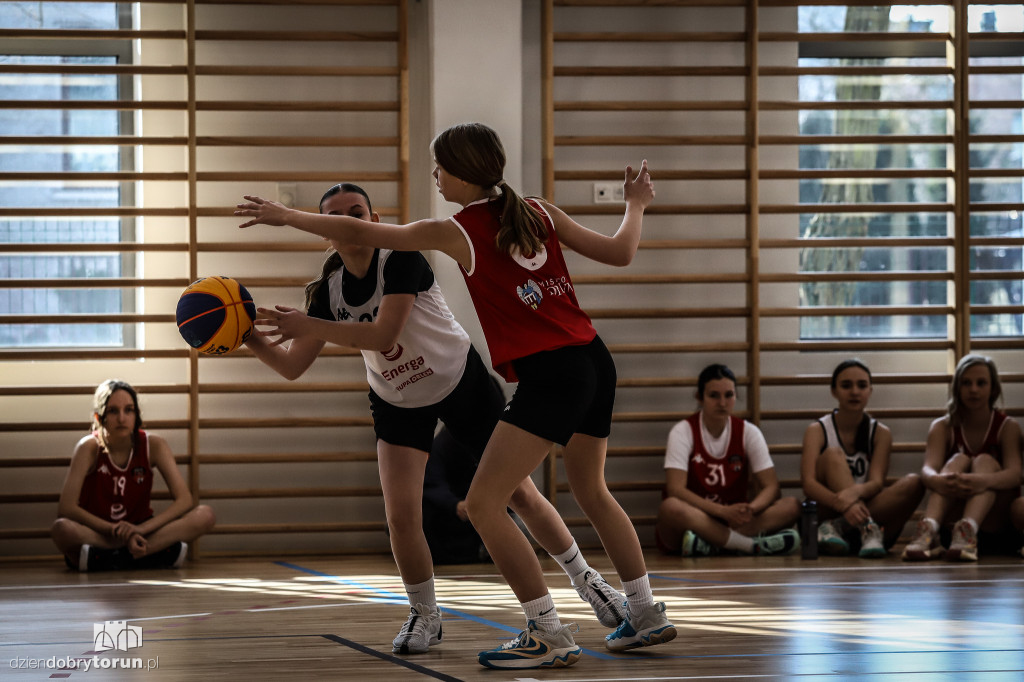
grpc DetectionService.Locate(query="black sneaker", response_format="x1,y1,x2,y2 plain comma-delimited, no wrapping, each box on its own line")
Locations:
132,541,188,570
79,545,132,572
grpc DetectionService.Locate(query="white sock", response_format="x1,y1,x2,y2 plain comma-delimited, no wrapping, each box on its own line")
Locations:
725,529,756,554
404,577,436,610
962,517,979,534
551,540,589,583
924,517,939,534
621,574,654,614
523,593,561,633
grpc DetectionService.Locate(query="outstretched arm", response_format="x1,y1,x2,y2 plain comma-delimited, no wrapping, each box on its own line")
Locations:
235,199,472,268
541,160,654,266
245,333,325,381
255,293,415,353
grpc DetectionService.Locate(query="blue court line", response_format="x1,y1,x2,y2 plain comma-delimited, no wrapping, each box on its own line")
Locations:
278,560,619,661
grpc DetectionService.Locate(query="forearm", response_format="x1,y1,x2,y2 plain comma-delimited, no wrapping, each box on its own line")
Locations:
607,204,644,266
748,486,779,515
59,504,113,537
306,317,395,352
137,496,192,537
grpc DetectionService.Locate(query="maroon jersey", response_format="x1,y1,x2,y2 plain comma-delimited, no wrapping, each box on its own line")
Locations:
948,410,1009,464
685,413,750,505
452,198,596,381
78,430,154,523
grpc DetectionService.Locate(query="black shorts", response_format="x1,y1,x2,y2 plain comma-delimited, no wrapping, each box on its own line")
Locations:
369,345,505,454
501,335,616,446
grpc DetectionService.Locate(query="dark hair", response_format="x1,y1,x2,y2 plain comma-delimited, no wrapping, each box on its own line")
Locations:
696,364,737,400
303,183,373,311
830,358,872,389
948,354,1002,426
430,122,548,257
92,379,143,449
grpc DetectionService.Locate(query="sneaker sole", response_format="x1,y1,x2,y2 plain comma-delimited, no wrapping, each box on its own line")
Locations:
901,548,941,561
820,540,850,556
943,548,978,562
478,646,581,669
606,624,677,651
858,546,887,559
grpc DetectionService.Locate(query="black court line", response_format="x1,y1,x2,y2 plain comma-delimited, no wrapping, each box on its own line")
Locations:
320,634,464,681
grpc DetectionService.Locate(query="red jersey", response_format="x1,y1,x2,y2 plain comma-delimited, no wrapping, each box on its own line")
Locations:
684,413,750,505
452,198,596,381
948,410,1009,464
78,430,154,524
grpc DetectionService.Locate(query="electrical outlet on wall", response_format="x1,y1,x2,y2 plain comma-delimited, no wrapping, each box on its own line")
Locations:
593,182,624,203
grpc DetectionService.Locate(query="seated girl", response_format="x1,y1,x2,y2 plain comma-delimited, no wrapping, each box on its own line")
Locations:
902,355,1022,561
51,379,216,571
655,363,801,556
801,359,923,557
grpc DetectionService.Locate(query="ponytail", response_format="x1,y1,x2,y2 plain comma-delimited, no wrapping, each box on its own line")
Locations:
495,182,548,258
432,122,548,257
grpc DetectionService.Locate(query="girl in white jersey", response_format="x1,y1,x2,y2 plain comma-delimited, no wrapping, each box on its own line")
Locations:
236,124,675,670
244,183,625,658
800,360,923,558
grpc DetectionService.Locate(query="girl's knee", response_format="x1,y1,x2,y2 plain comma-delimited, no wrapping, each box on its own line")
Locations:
193,505,216,532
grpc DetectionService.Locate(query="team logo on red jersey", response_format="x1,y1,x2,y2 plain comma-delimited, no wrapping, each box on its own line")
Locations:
381,344,404,361
512,246,548,271
132,466,147,484
516,280,543,309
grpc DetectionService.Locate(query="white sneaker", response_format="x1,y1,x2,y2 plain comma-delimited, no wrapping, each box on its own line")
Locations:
858,521,886,558
818,520,850,556
392,603,443,654
605,601,676,651
572,569,626,628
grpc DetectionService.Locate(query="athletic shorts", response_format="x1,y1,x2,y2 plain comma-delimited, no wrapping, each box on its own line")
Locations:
369,345,505,454
501,335,616,446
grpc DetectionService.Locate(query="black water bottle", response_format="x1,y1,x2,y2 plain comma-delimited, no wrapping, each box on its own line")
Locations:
800,499,818,560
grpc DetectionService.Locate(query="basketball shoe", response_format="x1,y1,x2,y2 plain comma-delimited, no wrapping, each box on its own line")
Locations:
901,519,943,561
817,519,850,556
605,601,677,651
132,541,188,570
571,569,626,627
681,530,718,557
753,529,801,556
944,519,978,562
858,521,887,559
392,603,443,654
477,621,581,669
77,545,131,572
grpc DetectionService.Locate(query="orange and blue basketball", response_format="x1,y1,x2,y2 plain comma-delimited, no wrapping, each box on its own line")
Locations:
176,276,255,355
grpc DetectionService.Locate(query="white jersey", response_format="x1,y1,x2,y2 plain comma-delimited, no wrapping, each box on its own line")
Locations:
314,249,471,408
817,411,876,484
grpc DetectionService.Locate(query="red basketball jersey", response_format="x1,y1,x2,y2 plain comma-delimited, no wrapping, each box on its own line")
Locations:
452,198,596,382
948,410,1009,464
685,413,750,505
78,430,154,524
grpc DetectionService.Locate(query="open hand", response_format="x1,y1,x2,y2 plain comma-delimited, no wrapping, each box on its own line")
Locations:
255,305,312,346
623,159,654,210
236,195,291,228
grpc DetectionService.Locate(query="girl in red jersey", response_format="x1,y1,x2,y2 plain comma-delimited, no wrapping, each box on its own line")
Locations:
245,182,625,657
902,354,1022,561
801,360,923,558
236,122,675,669
656,364,801,557
51,379,216,571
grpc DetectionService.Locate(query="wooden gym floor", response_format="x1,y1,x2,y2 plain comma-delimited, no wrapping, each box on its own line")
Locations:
2,552,1023,680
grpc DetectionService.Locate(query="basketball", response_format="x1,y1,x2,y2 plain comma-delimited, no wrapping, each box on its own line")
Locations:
176,276,256,355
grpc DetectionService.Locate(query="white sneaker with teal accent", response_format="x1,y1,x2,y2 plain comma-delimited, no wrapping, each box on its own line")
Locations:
572,569,626,628
605,601,677,651
858,521,887,558
392,603,442,654
754,528,801,556
818,519,850,556
477,621,581,669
